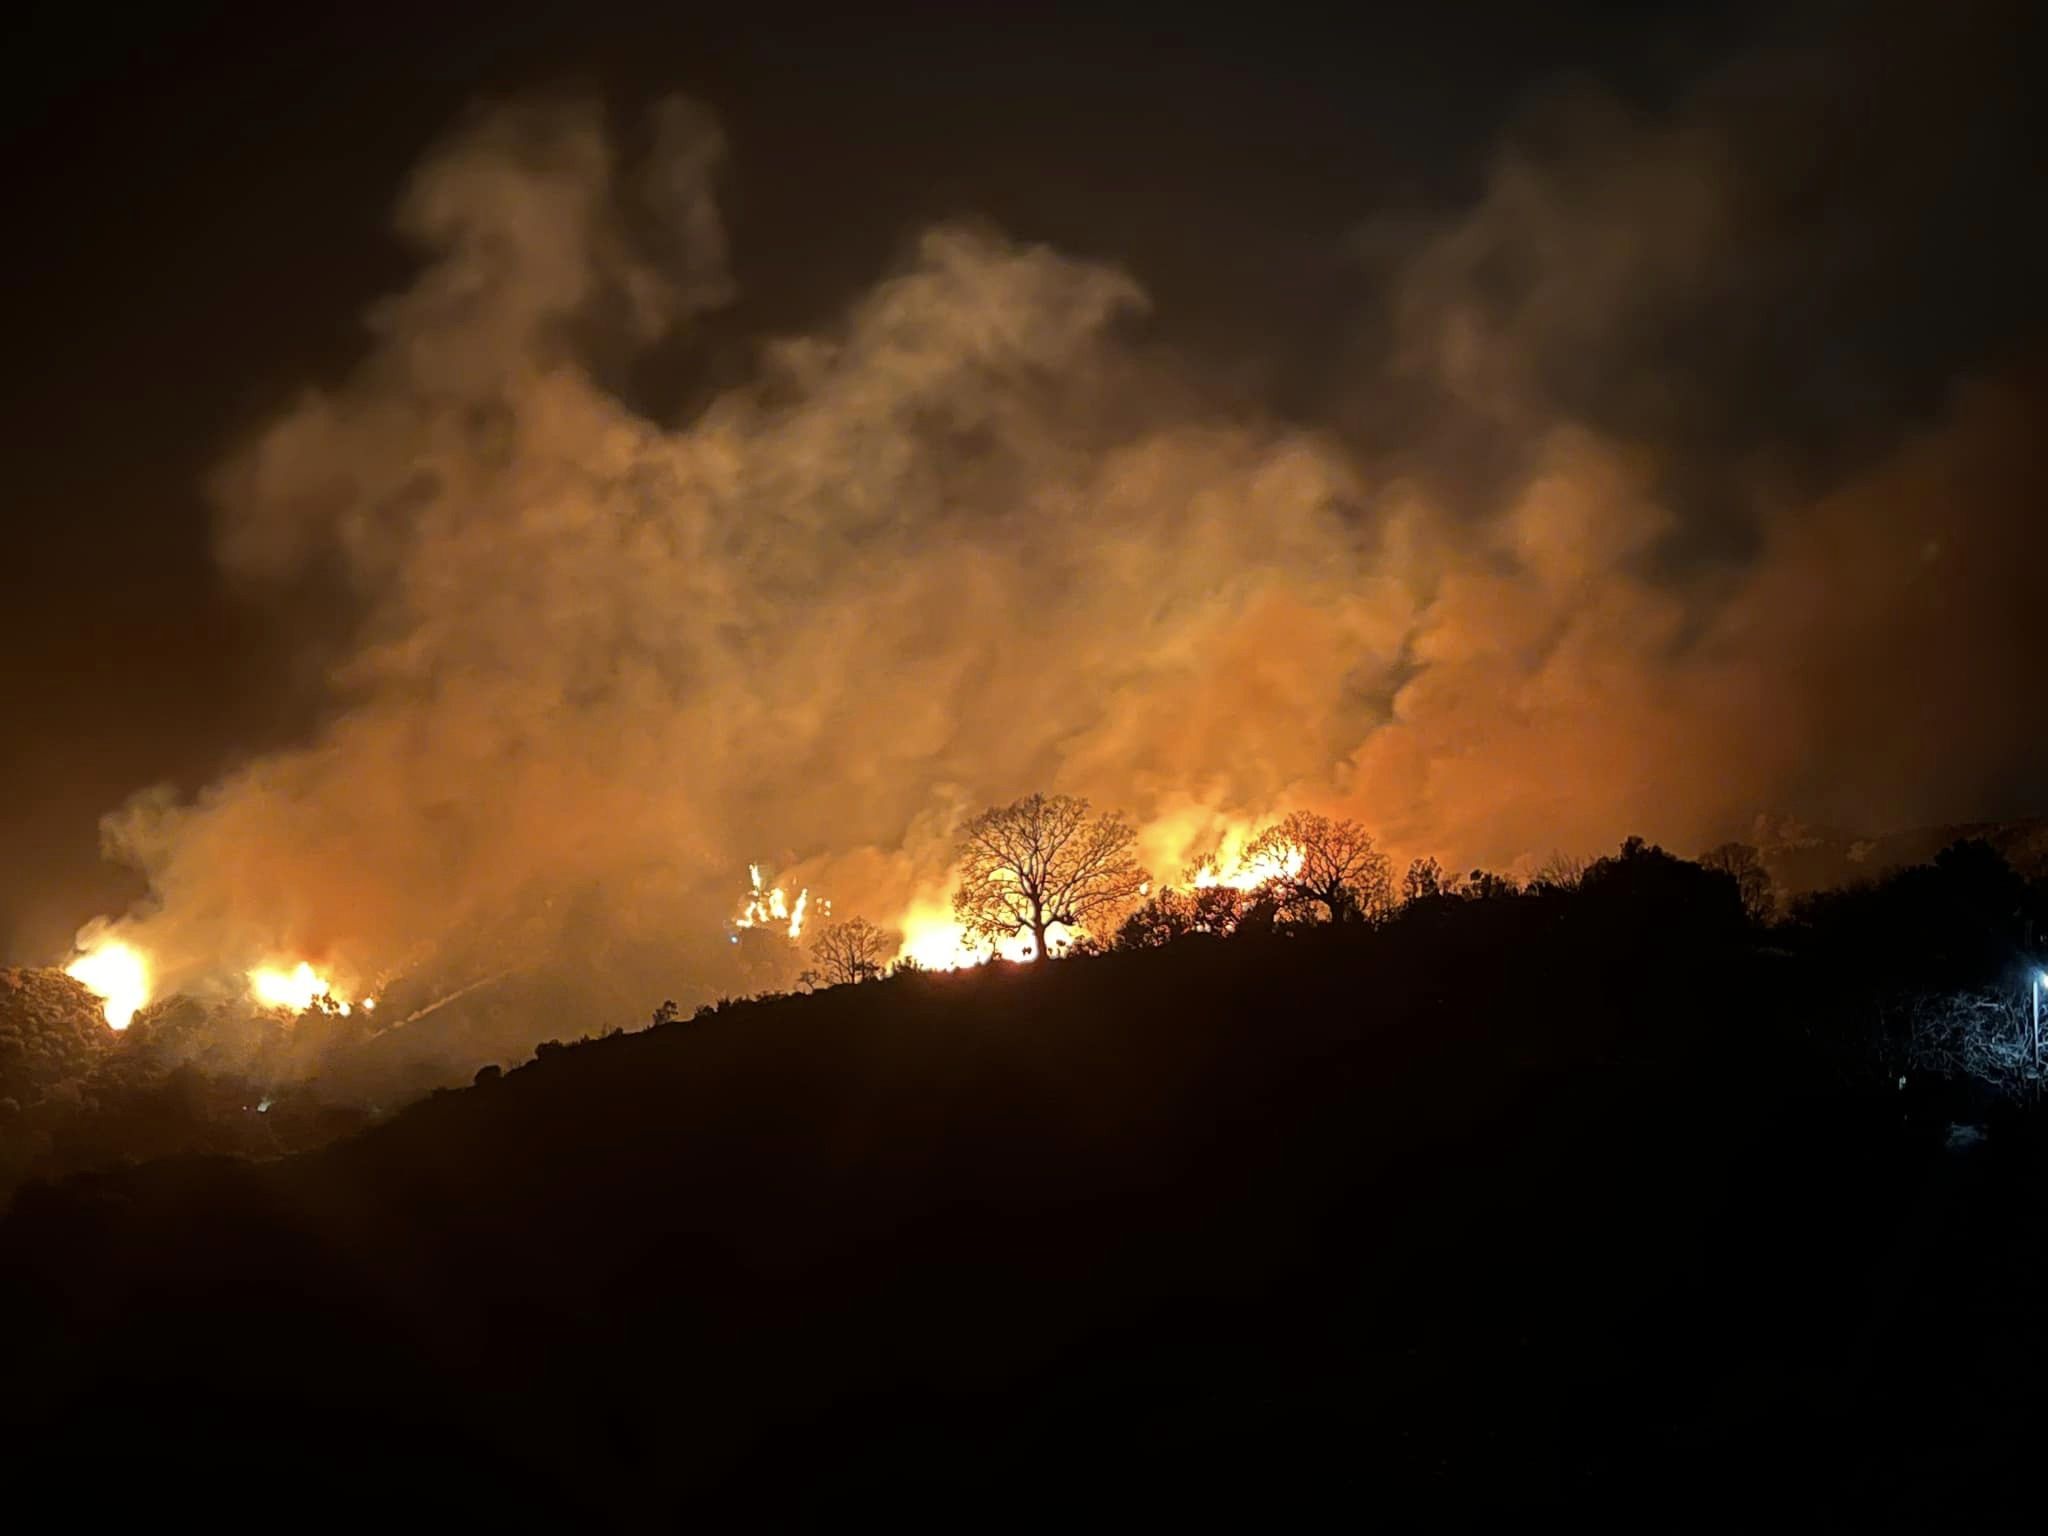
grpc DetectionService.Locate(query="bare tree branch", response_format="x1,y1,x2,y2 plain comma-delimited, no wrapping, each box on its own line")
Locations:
1246,811,1392,924
953,794,1149,958
1700,842,1776,924
808,917,897,987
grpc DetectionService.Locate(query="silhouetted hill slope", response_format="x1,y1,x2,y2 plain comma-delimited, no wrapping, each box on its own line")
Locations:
1758,814,2048,894
3,909,2045,1522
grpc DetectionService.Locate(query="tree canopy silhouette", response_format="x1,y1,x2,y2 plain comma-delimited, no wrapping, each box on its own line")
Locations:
953,794,1148,958
1532,850,1588,893
1247,811,1393,924
1462,869,1520,901
1113,885,1257,950
1402,856,1451,904
1577,836,1743,943
809,917,896,987
1700,842,1774,923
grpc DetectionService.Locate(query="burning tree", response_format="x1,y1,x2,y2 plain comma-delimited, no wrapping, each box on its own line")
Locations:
1246,811,1392,924
953,794,1149,960
809,917,896,987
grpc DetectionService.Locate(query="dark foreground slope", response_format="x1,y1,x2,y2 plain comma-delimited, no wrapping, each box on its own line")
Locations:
3,913,2044,1523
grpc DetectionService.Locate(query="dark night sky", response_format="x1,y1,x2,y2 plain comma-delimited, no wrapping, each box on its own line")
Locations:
1,0,2041,964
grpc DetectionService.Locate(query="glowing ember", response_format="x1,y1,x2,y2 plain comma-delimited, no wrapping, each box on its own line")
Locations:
249,960,348,1014
66,938,151,1030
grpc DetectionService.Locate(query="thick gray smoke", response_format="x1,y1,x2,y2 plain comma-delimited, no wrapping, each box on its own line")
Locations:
85,26,2045,1056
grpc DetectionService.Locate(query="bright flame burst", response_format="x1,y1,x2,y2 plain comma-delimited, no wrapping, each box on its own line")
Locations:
889,825,1302,971
894,900,1071,971
65,938,151,1030
734,864,813,940
249,961,370,1016
1191,840,1303,892
727,823,1301,979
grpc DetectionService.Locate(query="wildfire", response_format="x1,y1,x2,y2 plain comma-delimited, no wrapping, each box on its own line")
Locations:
734,864,814,940
249,961,370,1016
1190,838,1303,892
896,912,983,970
893,902,1071,970
729,818,1299,979
887,822,1301,972
65,937,151,1030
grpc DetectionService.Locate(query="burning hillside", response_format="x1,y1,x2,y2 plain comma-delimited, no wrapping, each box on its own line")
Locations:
34,35,2048,1078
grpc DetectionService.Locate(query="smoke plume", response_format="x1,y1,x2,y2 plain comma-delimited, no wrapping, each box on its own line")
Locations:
87,20,2046,1053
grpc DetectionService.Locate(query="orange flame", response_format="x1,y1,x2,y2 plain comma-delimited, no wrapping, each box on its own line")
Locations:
249,960,369,1016
734,864,814,940
888,813,1297,971
66,937,151,1030
893,896,1071,970
1190,839,1303,891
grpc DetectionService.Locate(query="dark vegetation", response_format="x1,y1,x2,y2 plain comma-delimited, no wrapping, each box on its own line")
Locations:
0,979,372,1194
4,836,2047,1521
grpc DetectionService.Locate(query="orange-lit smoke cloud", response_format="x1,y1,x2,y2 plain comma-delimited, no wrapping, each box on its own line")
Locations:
86,60,2045,1047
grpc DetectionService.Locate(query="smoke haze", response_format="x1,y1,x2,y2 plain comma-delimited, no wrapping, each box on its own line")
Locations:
73,12,2048,1048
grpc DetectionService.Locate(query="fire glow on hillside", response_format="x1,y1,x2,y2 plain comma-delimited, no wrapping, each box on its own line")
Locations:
1192,841,1305,892
29,47,2044,1071
64,939,380,1031
65,938,150,1030
737,821,1305,975
59,810,1314,1031
249,961,372,1017
894,905,1073,970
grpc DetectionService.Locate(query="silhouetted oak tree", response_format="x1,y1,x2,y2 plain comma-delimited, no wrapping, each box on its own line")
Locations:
1247,811,1393,923
954,794,1148,959
810,917,895,987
